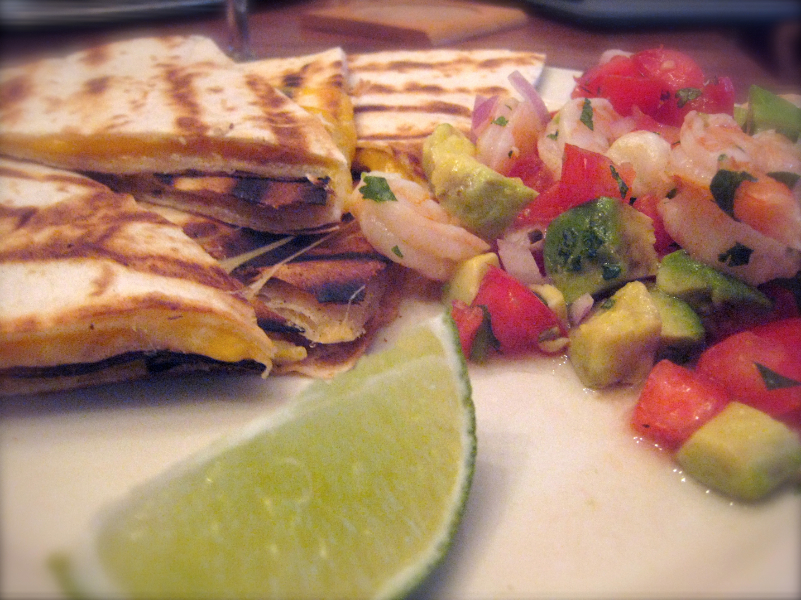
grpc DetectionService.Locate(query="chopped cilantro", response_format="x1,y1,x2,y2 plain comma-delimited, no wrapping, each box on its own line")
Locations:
391,245,403,258
767,171,801,189
601,263,622,280
492,115,509,126
359,175,397,202
546,131,559,140
718,242,753,267
756,363,801,390
676,87,702,108
710,169,756,219
610,165,629,199
470,305,500,362
579,98,594,131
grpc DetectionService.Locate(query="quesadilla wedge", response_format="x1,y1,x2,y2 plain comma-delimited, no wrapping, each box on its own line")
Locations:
0,36,351,233
140,202,405,378
0,158,277,396
347,48,546,180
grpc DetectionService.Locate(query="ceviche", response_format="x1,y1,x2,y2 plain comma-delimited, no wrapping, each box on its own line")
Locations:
346,47,801,503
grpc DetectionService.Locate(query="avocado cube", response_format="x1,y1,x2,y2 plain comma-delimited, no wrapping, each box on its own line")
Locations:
543,197,659,303
423,123,536,240
656,250,772,315
647,287,705,354
746,85,801,142
676,402,801,502
568,281,661,389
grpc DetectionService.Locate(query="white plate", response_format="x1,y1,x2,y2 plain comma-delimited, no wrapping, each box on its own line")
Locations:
2,67,800,599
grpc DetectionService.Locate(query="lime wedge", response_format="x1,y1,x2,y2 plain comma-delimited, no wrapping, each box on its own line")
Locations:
51,312,476,599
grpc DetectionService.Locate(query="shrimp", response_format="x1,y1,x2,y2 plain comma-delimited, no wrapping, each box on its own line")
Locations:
669,111,801,189
537,97,635,179
606,130,674,199
657,186,801,286
348,172,490,281
733,175,801,250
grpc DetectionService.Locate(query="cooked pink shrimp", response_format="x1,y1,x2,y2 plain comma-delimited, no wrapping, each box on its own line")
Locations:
734,175,801,250
347,172,490,281
669,111,801,188
658,186,801,286
537,97,635,179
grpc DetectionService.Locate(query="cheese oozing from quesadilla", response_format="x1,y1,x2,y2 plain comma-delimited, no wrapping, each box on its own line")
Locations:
0,36,352,233
0,158,277,394
140,203,404,378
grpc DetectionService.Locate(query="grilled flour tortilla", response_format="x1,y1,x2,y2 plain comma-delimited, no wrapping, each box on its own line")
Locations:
141,203,404,378
0,36,351,233
0,158,277,396
348,48,546,179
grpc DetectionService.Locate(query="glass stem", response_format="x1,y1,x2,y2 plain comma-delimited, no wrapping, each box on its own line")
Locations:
226,0,251,61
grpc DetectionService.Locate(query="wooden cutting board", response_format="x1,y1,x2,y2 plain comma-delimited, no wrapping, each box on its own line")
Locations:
301,0,529,45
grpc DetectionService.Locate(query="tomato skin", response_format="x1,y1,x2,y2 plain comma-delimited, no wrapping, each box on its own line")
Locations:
472,266,565,354
631,48,705,93
631,194,676,256
450,299,484,358
572,48,733,127
514,144,632,226
696,318,801,418
631,359,731,451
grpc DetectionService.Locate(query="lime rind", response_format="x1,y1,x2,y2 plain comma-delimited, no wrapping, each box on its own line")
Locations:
51,311,476,600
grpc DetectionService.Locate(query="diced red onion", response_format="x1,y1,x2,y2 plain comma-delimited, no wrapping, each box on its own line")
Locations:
472,95,499,138
497,237,546,285
508,70,550,131
568,293,594,325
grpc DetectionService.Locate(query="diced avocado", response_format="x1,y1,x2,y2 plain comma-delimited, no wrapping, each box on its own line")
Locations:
676,402,801,502
655,250,772,315
422,123,536,240
543,196,659,303
443,252,500,305
745,85,801,142
568,281,662,389
647,286,705,355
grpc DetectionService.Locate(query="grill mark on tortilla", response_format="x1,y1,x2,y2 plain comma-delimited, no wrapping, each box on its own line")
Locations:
1,187,238,292
243,72,311,152
353,100,471,118
163,65,209,136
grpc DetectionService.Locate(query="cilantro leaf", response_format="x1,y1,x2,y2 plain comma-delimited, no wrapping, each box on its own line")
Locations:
718,242,753,267
391,245,403,258
359,175,397,202
580,99,594,131
676,87,702,108
756,363,801,390
492,115,509,126
710,169,757,219
767,171,801,189
610,165,629,199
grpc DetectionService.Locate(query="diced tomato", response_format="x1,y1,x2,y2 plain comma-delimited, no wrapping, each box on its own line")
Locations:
472,266,565,354
631,359,731,451
514,144,633,226
696,318,801,418
572,47,733,127
631,194,676,256
631,48,705,93
506,153,555,193
450,299,485,358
